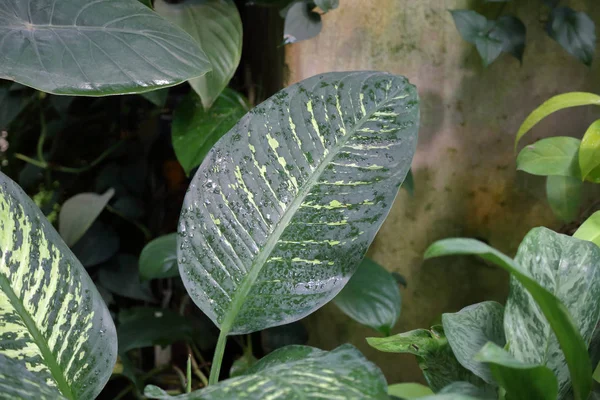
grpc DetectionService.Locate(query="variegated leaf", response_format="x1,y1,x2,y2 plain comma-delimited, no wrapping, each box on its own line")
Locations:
0,354,66,399
505,227,600,398
145,344,387,399
0,172,117,399
178,71,418,335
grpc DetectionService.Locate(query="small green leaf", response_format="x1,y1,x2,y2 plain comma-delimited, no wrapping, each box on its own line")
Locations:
139,233,179,281
579,120,600,181
388,383,434,399
495,15,526,62
546,175,582,222
99,254,156,302
72,221,120,268
141,88,170,108
450,10,489,45
172,88,249,175
59,188,114,247
475,31,504,67
516,136,581,177
574,211,600,247
145,344,388,399
283,1,322,44
154,0,243,109
315,0,339,13
475,342,558,400
515,92,600,149
442,301,506,384
333,257,401,335
0,0,211,95
547,7,596,66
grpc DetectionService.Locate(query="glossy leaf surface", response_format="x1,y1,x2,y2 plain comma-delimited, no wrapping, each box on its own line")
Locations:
333,257,401,335
154,0,242,108
574,211,600,247
59,188,114,247
145,344,388,399
442,301,506,384
178,71,418,335
0,0,211,95
516,136,581,177
139,233,179,281
579,120,600,181
0,171,117,399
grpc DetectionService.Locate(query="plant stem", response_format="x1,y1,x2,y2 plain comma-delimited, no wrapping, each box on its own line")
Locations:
208,330,228,385
186,355,192,393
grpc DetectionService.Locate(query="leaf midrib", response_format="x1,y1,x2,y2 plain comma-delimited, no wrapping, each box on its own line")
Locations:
0,273,74,399
219,77,409,334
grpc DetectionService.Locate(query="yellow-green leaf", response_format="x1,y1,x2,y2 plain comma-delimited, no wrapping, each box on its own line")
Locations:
574,211,600,247
579,120,600,181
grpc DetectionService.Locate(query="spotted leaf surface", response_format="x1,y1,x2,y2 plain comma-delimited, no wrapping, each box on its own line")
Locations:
144,344,388,399
0,0,211,95
505,227,600,399
178,71,419,335
0,171,117,400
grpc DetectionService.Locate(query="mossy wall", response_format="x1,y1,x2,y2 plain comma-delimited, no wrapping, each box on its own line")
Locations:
285,0,600,383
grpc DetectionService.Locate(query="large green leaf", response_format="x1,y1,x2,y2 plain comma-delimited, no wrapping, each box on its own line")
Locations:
59,188,115,247
579,120,600,181
0,0,211,95
139,233,179,281
424,227,600,400
546,175,582,223
475,342,558,400
442,301,506,384
574,211,600,247
154,0,242,109
367,326,483,391
515,92,600,149
172,88,250,175
516,136,581,177
333,256,401,335
178,71,418,336
145,344,388,399
0,354,66,400
0,171,117,399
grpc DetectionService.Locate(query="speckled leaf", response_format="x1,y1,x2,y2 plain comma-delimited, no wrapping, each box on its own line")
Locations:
0,171,117,399
475,342,558,400
506,227,600,399
442,301,506,384
0,0,211,95
155,0,242,109
367,326,483,391
144,344,388,399
333,256,401,335
0,354,66,400
178,71,418,335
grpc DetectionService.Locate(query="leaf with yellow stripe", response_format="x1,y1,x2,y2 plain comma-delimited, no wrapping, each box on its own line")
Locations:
0,171,117,399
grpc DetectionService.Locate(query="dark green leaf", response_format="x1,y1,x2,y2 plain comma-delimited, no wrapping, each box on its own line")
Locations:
0,171,117,399
403,168,414,196
260,321,309,354
72,220,120,268
547,7,596,66
141,88,170,107
546,175,582,222
59,188,115,247
283,1,322,44
229,351,258,378
315,0,339,13
333,257,401,335
388,383,433,398
178,71,418,336
112,195,145,220
367,326,484,391
495,15,526,62
475,32,504,67
516,136,581,177
139,233,179,281
98,254,156,302
0,81,30,129
450,10,489,45
594,363,600,383
145,344,388,399
154,0,243,108
172,88,249,175
475,342,558,400
0,0,211,95
442,301,506,384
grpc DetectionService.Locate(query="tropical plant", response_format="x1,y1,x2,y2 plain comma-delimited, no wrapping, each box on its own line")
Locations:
368,215,600,400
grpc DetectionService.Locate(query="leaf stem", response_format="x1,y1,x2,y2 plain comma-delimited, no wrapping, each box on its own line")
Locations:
186,355,192,393
209,330,228,385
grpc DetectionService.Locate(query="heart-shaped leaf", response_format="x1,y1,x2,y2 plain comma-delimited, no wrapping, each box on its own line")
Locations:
0,0,211,95
547,7,596,66
178,71,418,337
139,233,179,281
154,0,242,109
516,137,581,178
0,171,117,399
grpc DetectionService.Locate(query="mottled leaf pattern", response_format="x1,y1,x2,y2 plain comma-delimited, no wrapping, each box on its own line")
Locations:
178,71,418,335
145,344,388,399
0,0,211,95
442,301,506,384
0,171,117,399
0,354,66,400
505,227,600,398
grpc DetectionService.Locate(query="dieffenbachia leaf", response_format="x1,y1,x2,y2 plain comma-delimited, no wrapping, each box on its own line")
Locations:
574,211,600,247
442,301,506,384
546,175,582,223
515,92,600,149
144,344,388,399
139,233,179,281
154,0,242,109
367,326,484,391
178,71,418,335
0,0,211,95
59,188,115,247
0,171,117,399
424,227,600,400
516,137,581,178
333,257,401,335
0,354,66,400
475,342,558,400
547,7,596,66
579,120,600,182
437,382,495,399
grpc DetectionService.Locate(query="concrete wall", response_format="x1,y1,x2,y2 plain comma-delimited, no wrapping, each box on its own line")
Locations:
285,0,600,383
